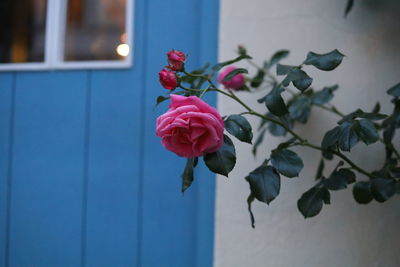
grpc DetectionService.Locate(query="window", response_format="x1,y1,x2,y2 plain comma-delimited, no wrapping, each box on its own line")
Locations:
0,0,47,64
0,0,133,71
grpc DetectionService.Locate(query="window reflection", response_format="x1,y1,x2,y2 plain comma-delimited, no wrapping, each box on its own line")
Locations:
64,0,128,61
0,0,47,63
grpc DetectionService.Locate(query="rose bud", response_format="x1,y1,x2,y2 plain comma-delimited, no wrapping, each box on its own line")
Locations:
167,49,187,71
156,95,224,158
218,66,245,90
159,69,178,90
238,45,247,56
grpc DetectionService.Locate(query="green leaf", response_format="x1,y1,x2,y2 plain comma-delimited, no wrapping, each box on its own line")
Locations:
304,50,345,71
321,126,341,149
312,85,338,105
277,137,297,150
338,122,359,151
353,119,379,145
372,102,381,114
344,0,354,17
371,178,396,202
315,159,325,180
238,45,247,56
236,84,251,92
322,150,334,160
338,109,364,124
268,50,289,68
247,193,256,228
266,113,293,137
252,128,267,156
282,68,313,91
245,165,281,204
268,122,287,136
321,188,331,204
270,149,304,178
390,167,400,178
258,86,288,116
289,95,312,123
224,114,253,144
276,64,296,76
222,68,248,82
181,157,198,193
383,124,395,145
250,69,265,88
357,112,388,121
212,55,252,72
353,181,373,204
265,87,288,117
339,109,387,124
324,168,356,191
387,83,400,97
297,186,330,218
382,99,400,143
204,135,236,177
156,95,169,106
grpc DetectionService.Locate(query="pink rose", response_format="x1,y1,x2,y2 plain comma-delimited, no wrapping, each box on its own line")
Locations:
159,69,178,90
156,95,224,158
167,50,187,71
218,66,245,90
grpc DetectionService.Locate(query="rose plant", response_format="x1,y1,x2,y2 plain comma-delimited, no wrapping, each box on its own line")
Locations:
155,49,400,227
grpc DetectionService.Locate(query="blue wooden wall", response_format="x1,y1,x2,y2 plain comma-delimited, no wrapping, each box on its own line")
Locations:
0,0,219,266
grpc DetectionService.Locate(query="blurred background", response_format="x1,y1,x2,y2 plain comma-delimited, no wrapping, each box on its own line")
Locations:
216,0,400,267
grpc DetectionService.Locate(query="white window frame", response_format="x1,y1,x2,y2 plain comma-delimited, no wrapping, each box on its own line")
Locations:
0,0,134,71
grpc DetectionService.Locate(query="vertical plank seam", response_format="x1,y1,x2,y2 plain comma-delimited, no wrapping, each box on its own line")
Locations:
136,0,149,265
80,70,92,267
5,73,17,267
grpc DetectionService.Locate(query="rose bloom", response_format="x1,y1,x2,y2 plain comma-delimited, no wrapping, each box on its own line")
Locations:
159,69,178,90
156,95,224,158
167,50,187,71
218,66,245,90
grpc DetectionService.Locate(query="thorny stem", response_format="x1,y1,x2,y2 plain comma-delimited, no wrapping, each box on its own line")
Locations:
182,71,376,178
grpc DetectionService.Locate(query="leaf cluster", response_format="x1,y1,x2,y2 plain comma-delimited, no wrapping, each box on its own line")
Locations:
158,47,400,227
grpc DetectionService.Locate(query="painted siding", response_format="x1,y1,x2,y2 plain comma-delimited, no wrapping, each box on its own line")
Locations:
215,1,400,267
0,0,219,266
0,74,13,266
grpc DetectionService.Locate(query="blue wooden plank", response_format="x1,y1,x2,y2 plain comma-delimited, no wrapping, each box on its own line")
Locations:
82,1,144,266
84,70,143,266
140,0,218,266
8,72,87,266
0,73,14,266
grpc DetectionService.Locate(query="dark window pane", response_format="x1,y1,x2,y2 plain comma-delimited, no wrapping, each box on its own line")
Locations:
64,0,128,61
0,0,47,63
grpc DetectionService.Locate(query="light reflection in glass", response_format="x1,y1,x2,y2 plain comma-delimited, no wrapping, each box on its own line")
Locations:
64,0,127,61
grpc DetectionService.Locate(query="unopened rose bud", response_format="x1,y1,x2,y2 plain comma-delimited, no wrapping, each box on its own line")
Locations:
167,49,187,71
238,45,247,56
159,69,178,90
218,66,246,90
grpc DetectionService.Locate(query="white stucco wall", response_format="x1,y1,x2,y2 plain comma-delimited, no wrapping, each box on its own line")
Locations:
215,1,400,267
